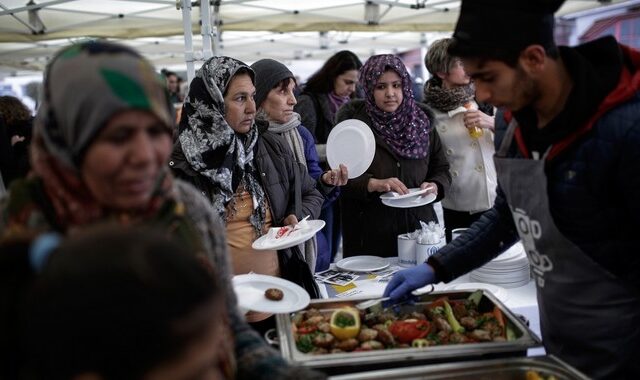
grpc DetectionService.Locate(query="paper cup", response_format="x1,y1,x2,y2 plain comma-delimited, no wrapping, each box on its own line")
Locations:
416,240,441,264
397,234,416,267
451,228,468,241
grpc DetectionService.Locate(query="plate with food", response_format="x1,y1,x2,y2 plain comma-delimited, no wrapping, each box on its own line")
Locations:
232,273,310,314
252,219,326,251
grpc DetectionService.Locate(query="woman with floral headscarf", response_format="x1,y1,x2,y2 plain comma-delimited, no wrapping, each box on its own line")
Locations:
0,41,320,380
336,54,451,258
170,57,323,328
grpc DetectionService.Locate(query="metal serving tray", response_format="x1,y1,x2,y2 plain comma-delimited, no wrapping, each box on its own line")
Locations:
275,290,542,375
328,355,590,380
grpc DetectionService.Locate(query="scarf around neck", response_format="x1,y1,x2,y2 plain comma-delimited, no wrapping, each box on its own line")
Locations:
177,56,267,237
327,92,350,116
360,54,431,159
423,78,475,112
259,111,307,167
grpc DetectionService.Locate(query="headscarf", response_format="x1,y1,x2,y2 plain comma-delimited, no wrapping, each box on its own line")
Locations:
177,56,267,237
360,54,431,159
29,41,175,227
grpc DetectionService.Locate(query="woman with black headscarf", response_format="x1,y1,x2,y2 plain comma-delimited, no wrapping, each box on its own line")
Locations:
170,57,323,326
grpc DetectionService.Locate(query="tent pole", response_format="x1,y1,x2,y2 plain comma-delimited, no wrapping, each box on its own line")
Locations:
200,0,213,59
181,0,196,83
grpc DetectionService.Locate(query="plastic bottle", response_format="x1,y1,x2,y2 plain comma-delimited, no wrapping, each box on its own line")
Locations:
464,102,483,138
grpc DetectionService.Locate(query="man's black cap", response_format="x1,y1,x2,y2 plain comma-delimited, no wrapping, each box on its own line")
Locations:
449,0,566,57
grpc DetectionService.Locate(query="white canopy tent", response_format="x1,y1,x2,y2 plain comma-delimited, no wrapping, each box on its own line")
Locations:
0,0,630,77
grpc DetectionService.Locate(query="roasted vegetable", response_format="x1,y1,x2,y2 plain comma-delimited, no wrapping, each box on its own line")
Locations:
443,300,465,333
296,333,315,353
411,338,430,347
467,290,483,306
388,319,432,344
330,308,361,340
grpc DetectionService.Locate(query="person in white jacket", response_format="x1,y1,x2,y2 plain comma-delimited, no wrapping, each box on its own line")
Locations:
422,38,497,242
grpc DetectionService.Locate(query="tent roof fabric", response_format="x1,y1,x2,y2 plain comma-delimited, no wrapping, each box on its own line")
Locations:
0,0,628,74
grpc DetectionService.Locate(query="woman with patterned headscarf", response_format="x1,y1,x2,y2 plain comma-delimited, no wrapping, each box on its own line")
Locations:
0,41,320,380
170,56,323,329
336,54,451,258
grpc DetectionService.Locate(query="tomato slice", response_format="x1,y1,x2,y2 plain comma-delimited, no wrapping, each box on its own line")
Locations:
388,320,432,344
297,325,317,335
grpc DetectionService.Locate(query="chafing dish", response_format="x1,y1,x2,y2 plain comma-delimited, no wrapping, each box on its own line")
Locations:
275,290,542,375
328,355,590,380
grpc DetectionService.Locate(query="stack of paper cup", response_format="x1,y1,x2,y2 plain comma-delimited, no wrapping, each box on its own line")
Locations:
397,234,416,267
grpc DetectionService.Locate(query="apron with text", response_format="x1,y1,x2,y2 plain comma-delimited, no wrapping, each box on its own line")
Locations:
494,122,640,379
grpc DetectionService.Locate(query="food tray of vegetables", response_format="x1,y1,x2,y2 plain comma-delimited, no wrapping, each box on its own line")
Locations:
274,290,541,375
327,355,590,380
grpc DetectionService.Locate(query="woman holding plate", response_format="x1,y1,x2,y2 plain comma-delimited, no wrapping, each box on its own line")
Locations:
336,54,451,258
250,58,348,272
170,57,323,327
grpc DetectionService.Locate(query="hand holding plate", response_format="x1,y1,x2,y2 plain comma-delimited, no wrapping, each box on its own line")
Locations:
420,182,438,197
368,177,409,195
321,164,349,186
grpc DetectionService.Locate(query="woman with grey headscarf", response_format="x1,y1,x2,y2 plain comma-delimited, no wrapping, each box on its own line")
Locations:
170,57,323,327
0,41,323,380
250,58,348,272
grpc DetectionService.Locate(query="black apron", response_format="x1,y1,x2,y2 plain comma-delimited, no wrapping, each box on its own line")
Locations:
494,121,640,379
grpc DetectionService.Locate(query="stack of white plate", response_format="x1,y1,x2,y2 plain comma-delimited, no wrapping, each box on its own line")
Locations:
469,241,530,288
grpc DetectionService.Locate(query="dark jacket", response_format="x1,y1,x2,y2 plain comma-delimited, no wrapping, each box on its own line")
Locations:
336,100,451,258
295,92,335,145
429,37,640,295
169,121,323,226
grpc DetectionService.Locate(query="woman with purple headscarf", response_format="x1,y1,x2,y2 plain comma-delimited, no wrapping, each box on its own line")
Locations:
336,54,451,258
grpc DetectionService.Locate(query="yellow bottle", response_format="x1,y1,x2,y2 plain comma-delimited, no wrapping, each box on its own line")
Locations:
464,102,483,139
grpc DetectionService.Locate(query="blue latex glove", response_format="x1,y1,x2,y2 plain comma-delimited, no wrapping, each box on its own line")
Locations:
383,263,436,301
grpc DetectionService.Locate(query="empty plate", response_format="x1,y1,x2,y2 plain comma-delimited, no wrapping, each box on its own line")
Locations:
327,119,376,179
336,255,389,273
379,187,428,200
381,193,437,208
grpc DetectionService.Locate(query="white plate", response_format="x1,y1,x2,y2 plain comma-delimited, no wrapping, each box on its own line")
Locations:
232,274,310,314
336,255,389,273
327,119,375,179
252,220,325,251
381,193,437,208
379,187,428,200
444,282,509,304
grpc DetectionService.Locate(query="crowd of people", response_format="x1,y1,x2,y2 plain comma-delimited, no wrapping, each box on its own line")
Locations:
1,0,638,378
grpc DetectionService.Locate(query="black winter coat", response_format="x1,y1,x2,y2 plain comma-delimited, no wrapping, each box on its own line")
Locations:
336,100,451,258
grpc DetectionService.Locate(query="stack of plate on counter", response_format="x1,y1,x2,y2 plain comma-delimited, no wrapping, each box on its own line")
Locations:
469,241,530,288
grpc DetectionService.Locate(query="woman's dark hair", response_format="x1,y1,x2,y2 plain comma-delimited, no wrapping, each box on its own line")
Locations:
304,50,362,94
0,96,31,126
18,225,222,380
274,77,296,92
